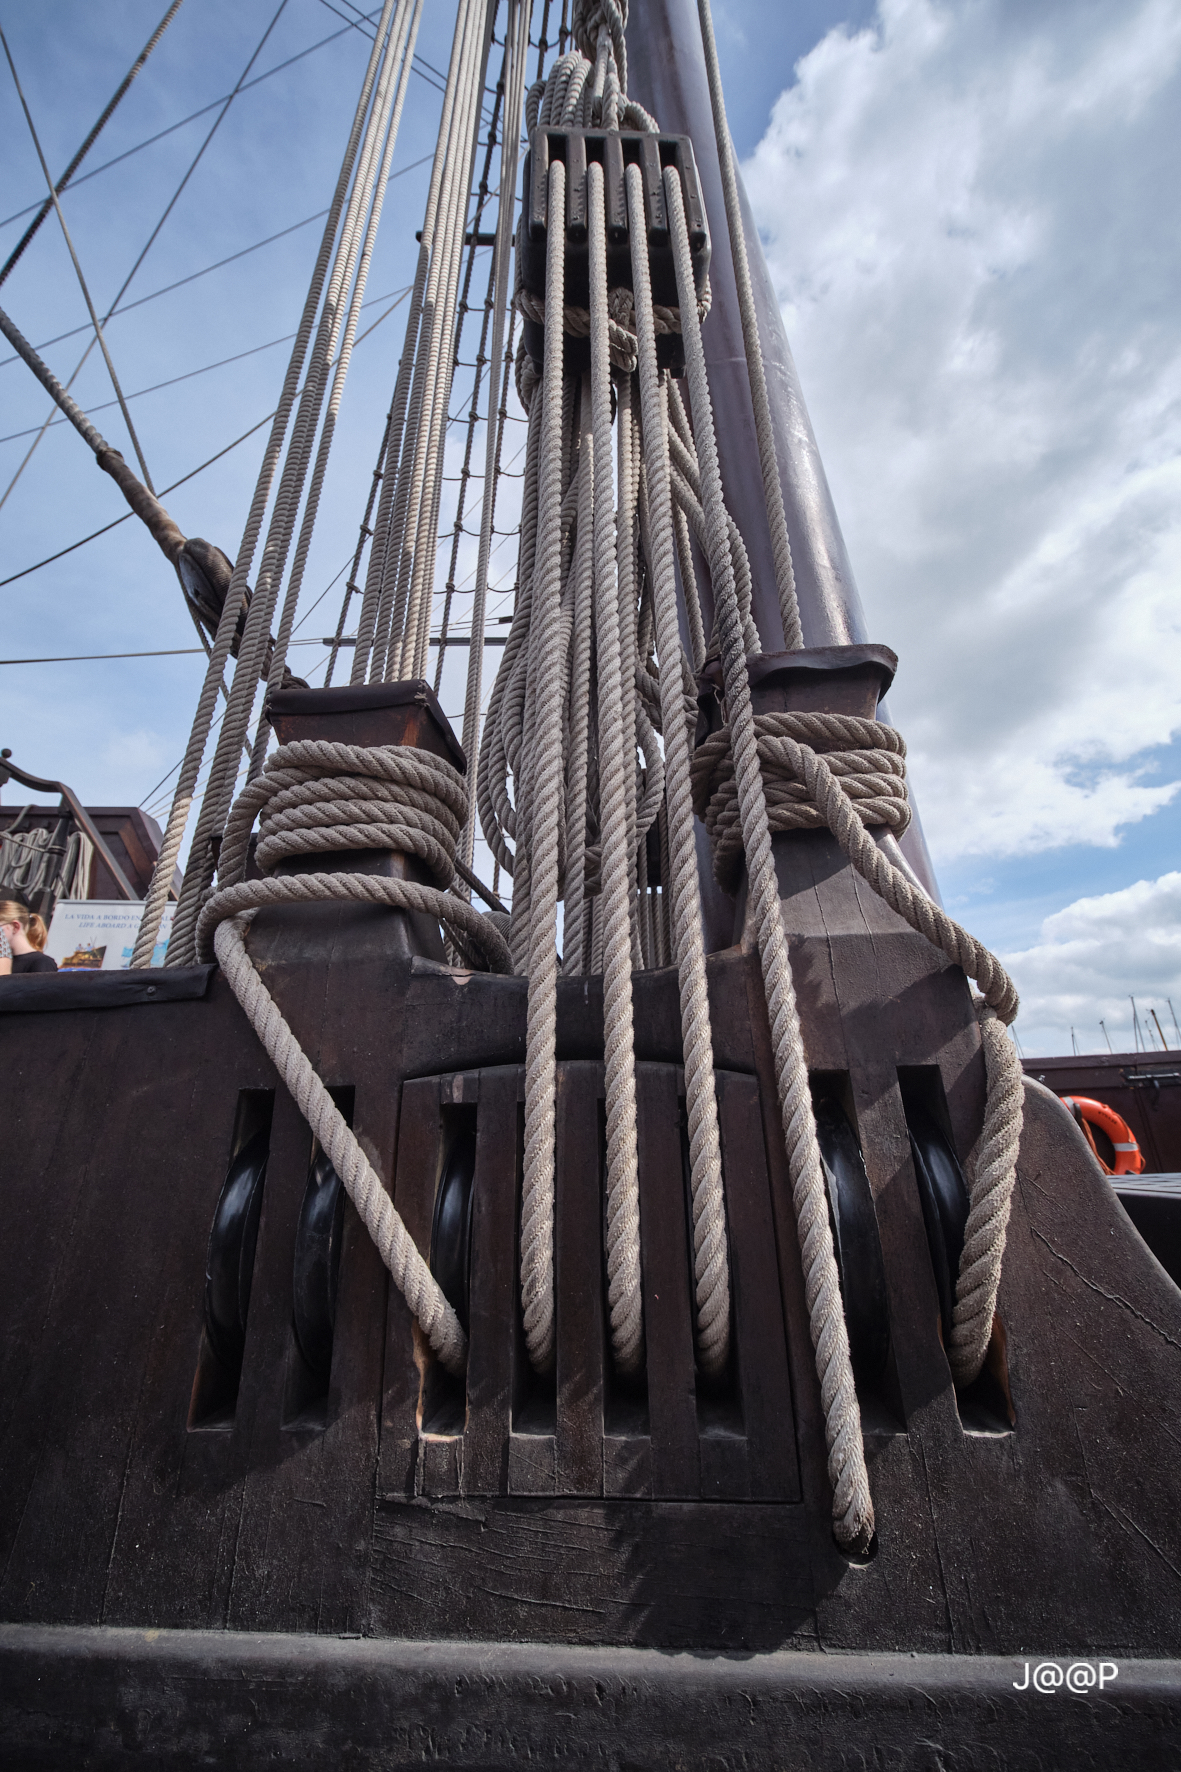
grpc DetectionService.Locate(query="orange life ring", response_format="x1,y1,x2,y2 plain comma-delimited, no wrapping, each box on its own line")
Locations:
1062,1095,1145,1176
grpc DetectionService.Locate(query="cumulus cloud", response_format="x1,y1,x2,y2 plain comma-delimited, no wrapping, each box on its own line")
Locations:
743,0,1181,860
1003,871,1181,1055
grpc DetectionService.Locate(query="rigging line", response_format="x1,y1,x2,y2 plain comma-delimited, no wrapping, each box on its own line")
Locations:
0,0,292,514
0,265,410,576
0,205,423,370
0,335,296,448
1,29,157,491
140,701,229,812
0,407,278,591
314,0,496,125
0,211,329,371
0,0,184,289
0,635,337,667
0,648,204,665
0,282,411,446
348,282,412,348
0,10,382,235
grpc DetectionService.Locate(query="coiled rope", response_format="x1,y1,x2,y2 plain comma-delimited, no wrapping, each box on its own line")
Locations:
693,712,911,893
195,736,513,1379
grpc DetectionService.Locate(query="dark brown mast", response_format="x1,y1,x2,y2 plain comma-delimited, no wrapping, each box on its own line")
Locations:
627,0,941,895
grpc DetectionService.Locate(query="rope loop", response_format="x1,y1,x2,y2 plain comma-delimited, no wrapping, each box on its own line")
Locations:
693,710,912,893
516,283,713,377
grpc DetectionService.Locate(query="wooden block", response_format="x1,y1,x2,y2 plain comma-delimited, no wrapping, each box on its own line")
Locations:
698,1431,749,1499
381,1076,443,1495
462,1067,523,1495
418,1436,462,1498
508,1432,556,1494
636,1064,699,1498
717,1070,801,1502
555,1062,605,1496
602,1434,652,1495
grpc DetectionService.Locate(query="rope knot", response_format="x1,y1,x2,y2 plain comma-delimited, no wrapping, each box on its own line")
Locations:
572,0,628,90
691,709,912,894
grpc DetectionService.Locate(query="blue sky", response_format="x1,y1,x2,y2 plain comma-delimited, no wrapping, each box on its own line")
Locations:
1,0,1179,1054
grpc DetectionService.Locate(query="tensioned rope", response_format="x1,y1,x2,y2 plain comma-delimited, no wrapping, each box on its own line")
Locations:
173,0,524,1383
432,43,509,697
134,0,426,971
0,11,378,241
0,0,295,517
0,0,185,290
476,0,733,1383
2,29,157,492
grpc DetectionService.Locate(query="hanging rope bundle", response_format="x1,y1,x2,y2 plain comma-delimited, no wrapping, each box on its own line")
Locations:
500,0,1021,1541
476,0,734,1385
102,0,1025,1557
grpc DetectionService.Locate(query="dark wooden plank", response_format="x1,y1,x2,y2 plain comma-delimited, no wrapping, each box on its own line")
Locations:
0,984,268,1628
635,1064,699,1498
462,1067,523,1495
380,1075,443,1496
716,1069,799,1501
15,1628,1179,1772
369,1497,816,1650
554,1062,605,1497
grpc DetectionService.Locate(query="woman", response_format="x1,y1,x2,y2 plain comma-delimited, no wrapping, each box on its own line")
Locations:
0,898,58,975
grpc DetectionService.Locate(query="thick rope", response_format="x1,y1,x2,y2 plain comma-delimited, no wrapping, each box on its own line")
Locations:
694,715,1019,1026
460,0,532,868
138,0,410,968
628,161,731,1375
694,711,910,893
517,155,570,1376
950,1001,1023,1385
264,0,426,709
588,162,644,1376
668,164,873,1551
210,910,468,1375
478,15,737,1376
690,644,1024,1391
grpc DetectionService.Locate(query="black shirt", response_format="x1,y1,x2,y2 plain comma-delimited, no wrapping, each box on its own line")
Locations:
11,951,58,974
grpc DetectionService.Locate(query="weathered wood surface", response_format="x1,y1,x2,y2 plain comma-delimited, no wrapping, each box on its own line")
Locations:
1,928,1180,1665
2,1625,1179,1772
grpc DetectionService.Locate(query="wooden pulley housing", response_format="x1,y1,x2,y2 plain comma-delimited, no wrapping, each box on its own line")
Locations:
1,679,1181,1762
519,125,711,372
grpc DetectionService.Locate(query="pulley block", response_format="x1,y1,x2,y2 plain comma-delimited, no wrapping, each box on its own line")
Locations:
203,1126,269,1373
814,1096,891,1389
520,126,711,372
430,1123,478,1333
292,1147,346,1380
904,1099,971,1346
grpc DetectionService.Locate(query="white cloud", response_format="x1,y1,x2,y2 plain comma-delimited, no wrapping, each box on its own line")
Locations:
743,0,1181,860
1003,870,1181,1055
